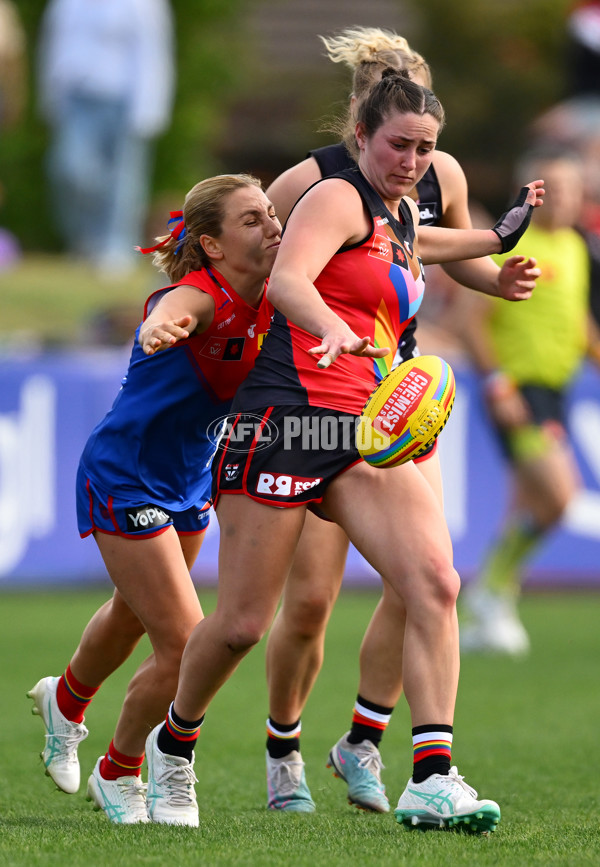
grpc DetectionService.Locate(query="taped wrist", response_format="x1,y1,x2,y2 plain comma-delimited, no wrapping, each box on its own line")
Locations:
492,187,534,253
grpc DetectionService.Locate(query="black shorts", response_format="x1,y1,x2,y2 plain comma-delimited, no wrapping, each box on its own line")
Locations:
211,405,364,511
494,384,568,460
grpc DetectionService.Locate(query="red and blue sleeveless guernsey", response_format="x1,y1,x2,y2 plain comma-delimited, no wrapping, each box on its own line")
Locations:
78,267,273,511
233,168,425,416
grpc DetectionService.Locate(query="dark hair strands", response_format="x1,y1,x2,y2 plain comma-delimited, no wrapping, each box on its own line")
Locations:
341,67,445,159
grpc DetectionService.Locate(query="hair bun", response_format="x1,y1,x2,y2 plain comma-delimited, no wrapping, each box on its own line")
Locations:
381,66,411,81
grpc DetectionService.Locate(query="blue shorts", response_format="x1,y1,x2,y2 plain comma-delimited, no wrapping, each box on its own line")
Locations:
76,467,211,539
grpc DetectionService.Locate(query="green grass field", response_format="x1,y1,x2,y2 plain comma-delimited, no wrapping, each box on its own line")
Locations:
1,587,600,866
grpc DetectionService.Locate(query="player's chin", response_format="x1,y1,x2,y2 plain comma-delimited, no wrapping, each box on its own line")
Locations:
389,177,414,196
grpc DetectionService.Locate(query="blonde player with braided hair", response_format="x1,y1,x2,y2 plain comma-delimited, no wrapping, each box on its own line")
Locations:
263,26,541,814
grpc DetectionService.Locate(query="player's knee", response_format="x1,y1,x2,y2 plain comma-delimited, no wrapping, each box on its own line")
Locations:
539,483,578,526
438,564,461,607
284,593,332,637
420,558,460,610
224,617,269,654
544,501,567,526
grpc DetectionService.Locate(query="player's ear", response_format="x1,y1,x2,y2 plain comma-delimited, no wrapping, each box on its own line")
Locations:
199,234,223,261
355,121,367,152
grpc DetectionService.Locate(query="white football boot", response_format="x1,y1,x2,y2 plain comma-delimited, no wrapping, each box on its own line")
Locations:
87,757,149,824
145,724,199,826
28,676,89,793
395,766,501,834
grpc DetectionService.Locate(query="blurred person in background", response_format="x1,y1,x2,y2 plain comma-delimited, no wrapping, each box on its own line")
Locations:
0,0,26,270
565,0,600,98
262,26,541,814
458,149,600,655
37,0,175,277
530,1,600,327
28,173,280,824
0,0,25,130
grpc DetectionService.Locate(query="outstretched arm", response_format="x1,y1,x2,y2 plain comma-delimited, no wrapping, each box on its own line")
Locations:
267,179,390,369
430,152,541,300
138,285,215,355
416,181,545,265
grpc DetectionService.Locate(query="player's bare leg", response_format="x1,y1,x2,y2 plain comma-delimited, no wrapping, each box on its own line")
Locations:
462,430,579,655
265,513,348,810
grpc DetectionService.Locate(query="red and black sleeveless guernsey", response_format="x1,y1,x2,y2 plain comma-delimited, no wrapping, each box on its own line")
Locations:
308,143,441,360
232,167,425,417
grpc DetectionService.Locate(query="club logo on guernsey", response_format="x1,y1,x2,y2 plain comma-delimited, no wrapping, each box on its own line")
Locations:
371,233,392,259
369,235,410,270
126,505,170,533
392,243,406,266
200,336,246,361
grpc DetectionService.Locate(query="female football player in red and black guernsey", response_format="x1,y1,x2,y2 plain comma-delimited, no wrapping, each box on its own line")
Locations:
27,174,280,824
145,69,543,831
261,27,543,814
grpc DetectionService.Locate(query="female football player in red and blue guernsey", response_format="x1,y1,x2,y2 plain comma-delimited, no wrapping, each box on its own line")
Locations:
145,69,543,832
27,174,280,824
263,26,544,815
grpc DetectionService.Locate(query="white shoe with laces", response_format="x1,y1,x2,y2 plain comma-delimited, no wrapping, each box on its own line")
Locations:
266,750,315,812
86,757,149,824
395,766,501,834
27,676,89,794
145,724,199,826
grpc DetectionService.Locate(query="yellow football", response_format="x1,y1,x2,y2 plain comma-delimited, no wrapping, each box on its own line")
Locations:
356,355,455,468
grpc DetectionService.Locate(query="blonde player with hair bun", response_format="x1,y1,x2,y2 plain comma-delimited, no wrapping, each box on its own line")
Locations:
320,26,432,89
262,26,541,815
319,27,432,88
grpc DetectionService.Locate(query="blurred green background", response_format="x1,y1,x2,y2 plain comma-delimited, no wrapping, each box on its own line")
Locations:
3,0,574,253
